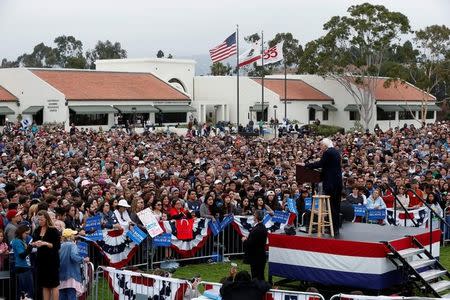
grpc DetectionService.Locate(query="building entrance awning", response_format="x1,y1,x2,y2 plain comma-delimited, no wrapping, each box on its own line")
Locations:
249,103,269,112
22,106,44,114
69,106,118,114
344,104,360,112
377,105,404,112
322,104,337,111
307,104,324,111
114,105,159,113
0,106,15,115
155,105,196,113
426,104,441,111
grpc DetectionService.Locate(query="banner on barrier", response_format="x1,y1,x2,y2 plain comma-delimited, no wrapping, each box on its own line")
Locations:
386,207,429,227
103,267,189,300
272,211,290,223
153,233,172,247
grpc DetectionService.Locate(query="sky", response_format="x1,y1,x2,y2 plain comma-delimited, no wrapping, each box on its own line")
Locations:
0,0,449,61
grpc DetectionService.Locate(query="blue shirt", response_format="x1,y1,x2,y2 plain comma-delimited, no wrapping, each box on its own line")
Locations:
11,238,30,269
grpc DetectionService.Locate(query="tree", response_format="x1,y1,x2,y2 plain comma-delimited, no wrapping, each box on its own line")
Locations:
167,54,173,59
1,58,19,68
409,25,450,125
16,42,57,67
300,3,410,129
210,62,232,76
268,33,303,68
54,35,86,68
157,50,164,58
86,40,127,69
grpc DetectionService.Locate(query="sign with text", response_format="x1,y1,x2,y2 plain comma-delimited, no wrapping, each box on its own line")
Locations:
272,210,290,224
126,226,147,245
287,198,298,214
152,233,172,247
77,241,88,258
85,216,102,233
137,208,163,237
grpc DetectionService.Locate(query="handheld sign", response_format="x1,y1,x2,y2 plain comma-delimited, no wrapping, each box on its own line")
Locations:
137,208,163,238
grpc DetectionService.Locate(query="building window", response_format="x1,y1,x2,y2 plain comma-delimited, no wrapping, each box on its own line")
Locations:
0,116,5,126
376,107,395,121
69,112,108,126
349,111,360,121
322,109,329,121
117,113,150,125
156,112,187,124
399,110,416,120
256,108,268,122
418,111,435,120
309,108,316,121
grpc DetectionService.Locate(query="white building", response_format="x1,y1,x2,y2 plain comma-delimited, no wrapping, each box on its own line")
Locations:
0,67,194,130
0,58,439,132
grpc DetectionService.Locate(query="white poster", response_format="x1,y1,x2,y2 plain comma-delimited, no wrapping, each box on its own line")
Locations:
137,208,163,238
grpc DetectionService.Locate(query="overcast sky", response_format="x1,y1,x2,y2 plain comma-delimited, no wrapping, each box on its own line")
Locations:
1,0,449,61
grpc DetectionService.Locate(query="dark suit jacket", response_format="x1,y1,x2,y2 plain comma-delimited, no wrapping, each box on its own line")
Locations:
306,147,343,193
220,279,271,300
244,222,268,264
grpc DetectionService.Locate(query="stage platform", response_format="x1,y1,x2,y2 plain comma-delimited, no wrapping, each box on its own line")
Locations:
268,222,441,291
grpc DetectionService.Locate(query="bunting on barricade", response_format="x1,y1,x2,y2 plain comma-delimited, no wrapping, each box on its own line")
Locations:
103,266,189,300
232,213,294,237
386,207,429,227
82,229,138,268
160,218,210,257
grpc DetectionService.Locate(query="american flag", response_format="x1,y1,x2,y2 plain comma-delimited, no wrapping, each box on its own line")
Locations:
209,32,237,63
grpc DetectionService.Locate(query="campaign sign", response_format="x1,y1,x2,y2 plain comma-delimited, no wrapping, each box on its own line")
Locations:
126,226,147,245
287,198,298,214
84,230,103,242
353,205,367,217
137,208,164,238
85,216,102,233
271,210,290,224
219,214,234,231
209,220,221,236
262,213,272,225
367,209,386,221
77,241,88,258
152,233,172,247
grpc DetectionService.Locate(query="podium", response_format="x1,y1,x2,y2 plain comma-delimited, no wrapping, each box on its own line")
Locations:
296,165,321,185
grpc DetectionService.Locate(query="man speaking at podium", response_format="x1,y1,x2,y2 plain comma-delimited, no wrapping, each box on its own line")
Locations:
303,138,343,235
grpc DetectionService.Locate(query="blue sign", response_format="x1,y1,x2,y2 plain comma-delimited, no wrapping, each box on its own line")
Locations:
84,230,103,242
126,226,147,245
353,205,367,217
220,214,234,231
287,198,298,215
367,209,386,221
85,216,102,233
262,213,272,225
77,241,88,258
304,197,318,211
272,210,290,224
153,233,172,247
209,220,221,236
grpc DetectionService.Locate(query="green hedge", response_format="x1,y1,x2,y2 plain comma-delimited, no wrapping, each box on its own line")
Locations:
310,124,345,136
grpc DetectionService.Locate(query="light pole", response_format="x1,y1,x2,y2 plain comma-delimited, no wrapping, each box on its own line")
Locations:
273,105,278,138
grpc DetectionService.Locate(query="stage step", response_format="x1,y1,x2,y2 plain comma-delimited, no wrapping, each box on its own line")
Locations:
410,259,436,269
440,291,450,298
397,247,424,258
420,269,447,281
430,280,450,293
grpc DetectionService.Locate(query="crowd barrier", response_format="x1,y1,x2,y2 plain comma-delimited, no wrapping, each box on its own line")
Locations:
0,254,94,300
329,294,442,300
93,266,193,300
200,280,326,300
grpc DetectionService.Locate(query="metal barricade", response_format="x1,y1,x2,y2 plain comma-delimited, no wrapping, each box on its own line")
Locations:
93,266,194,300
221,223,245,259
201,281,326,300
79,261,95,300
150,232,220,269
0,253,11,300
443,206,450,245
330,294,442,299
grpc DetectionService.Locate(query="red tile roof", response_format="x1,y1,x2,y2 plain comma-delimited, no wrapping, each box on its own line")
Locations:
0,85,18,101
31,69,190,101
374,78,435,102
253,78,333,101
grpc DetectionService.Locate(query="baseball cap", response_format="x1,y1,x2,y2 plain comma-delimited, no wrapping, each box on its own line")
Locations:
214,179,223,185
6,209,20,221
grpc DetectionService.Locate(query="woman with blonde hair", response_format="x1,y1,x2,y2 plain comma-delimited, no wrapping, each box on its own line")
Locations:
31,210,61,300
59,229,89,300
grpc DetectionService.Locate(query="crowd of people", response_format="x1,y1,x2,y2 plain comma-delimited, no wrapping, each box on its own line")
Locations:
0,119,449,299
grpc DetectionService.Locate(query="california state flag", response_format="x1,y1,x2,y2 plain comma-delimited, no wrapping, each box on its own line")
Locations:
238,41,261,67
256,41,284,66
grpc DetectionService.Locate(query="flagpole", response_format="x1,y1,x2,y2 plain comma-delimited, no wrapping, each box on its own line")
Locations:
236,25,240,129
261,30,265,135
284,61,287,121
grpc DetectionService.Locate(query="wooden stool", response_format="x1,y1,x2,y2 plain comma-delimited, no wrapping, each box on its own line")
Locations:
308,195,334,238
